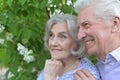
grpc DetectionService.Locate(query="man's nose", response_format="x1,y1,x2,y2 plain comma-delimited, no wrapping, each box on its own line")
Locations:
77,28,86,40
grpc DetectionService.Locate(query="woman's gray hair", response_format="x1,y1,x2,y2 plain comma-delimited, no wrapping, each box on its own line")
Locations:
44,14,87,59
74,0,120,26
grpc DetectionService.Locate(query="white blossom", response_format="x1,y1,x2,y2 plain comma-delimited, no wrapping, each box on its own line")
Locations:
17,43,35,63
67,0,72,6
0,74,5,80
24,54,35,63
19,48,28,55
0,38,4,44
17,43,25,51
17,43,28,55
6,32,13,41
0,24,5,33
17,66,23,72
0,67,8,80
32,67,37,73
27,50,33,55
7,71,14,79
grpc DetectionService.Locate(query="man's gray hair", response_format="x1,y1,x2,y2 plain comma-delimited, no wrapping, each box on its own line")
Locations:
74,0,120,25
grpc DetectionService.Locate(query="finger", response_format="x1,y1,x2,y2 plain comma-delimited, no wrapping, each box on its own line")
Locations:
74,73,82,80
76,70,88,80
49,59,63,67
81,69,96,80
81,69,93,77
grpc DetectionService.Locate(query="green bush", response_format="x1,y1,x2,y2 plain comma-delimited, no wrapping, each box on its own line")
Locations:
0,0,76,79
0,0,98,79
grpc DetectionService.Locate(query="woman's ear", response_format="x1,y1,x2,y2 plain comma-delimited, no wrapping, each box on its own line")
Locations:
112,17,120,32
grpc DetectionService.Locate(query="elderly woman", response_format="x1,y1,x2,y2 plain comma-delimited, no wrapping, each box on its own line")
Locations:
37,14,100,80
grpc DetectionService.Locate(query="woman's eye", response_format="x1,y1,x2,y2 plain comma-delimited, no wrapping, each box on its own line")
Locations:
49,33,54,40
59,35,67,39
49,33,53,37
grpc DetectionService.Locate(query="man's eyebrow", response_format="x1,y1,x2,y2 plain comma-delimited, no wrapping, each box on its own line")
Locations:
78,20,90,26
81,21,89,25
78,19,88,25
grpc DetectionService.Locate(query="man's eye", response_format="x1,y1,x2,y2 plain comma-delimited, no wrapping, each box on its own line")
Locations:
82,22,90,29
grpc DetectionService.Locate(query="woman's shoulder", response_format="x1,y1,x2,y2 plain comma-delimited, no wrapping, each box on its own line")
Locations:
79,57,96,67
78,57,100,80
36,69,44,80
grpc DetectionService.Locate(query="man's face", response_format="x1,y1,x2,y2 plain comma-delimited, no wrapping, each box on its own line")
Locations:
77,6,112,58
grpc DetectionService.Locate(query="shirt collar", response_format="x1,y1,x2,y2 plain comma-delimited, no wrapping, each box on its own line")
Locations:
99,47,120,64
109,47,120,61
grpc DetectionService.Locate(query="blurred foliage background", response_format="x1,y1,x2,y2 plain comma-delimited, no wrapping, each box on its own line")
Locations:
0,0,98,80
0,0,77,80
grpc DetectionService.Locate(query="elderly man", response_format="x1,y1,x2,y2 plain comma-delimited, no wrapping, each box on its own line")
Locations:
74,0,120,80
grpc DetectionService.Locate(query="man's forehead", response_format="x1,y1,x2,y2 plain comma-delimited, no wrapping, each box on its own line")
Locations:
77,5,96,23
77,17,89,25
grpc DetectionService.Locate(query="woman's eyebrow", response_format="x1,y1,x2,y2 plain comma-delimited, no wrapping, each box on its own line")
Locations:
58,32,68,35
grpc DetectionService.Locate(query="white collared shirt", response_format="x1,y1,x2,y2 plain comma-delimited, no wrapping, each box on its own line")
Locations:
96,47,120,80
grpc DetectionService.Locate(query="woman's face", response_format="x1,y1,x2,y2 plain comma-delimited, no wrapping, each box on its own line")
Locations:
48,22,77,60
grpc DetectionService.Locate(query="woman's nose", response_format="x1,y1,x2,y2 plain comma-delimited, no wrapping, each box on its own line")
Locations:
50,37,59,46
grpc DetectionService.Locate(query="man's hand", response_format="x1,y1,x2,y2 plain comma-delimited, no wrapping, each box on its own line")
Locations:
74,69,96,80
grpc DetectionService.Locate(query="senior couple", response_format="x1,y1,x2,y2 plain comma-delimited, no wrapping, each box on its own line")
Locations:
37,0,120,80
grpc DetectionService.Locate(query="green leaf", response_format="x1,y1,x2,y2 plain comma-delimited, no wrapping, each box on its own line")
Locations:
53,0,62,4
8,24,19,36
19,0,27,5
22,27,32,41
39,0,48,9
9,65,19,75
7,0,13,7
0,48,9,66
88,55,98,64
